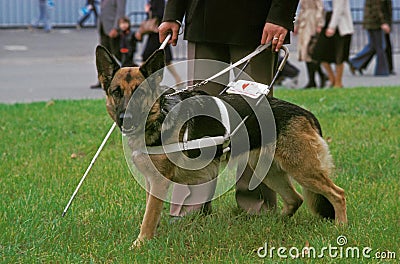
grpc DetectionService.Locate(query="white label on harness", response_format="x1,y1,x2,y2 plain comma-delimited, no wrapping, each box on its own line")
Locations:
226,80,270,99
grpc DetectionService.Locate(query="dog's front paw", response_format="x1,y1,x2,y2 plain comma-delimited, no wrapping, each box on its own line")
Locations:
129,237,144,250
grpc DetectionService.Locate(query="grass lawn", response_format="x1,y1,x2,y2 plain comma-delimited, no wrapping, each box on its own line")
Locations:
0,87,398,263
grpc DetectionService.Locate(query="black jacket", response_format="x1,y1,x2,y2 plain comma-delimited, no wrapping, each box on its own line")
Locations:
163,0,299,45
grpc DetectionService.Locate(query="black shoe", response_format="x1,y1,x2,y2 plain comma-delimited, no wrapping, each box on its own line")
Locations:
274,75,284,86
348,62,356,75
358,69,364,75
319,74,328,88
303,83,316,89
90,83,101,89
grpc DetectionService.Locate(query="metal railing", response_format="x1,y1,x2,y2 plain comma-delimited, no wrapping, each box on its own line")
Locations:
1,5,398,60
129,10,400,62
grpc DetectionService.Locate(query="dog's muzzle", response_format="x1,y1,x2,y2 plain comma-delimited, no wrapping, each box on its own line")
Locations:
119,112,136,133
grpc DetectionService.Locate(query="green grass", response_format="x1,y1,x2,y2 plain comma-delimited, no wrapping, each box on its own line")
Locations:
0,87,399,263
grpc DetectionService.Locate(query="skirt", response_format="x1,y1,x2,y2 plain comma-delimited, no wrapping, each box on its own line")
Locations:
312,12,352,64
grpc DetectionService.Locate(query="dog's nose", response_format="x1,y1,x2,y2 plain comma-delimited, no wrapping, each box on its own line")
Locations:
119,112,134,130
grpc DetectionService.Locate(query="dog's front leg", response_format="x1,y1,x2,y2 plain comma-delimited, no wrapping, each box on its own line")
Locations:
132,193,165,248
130,154,174,248
131,176,171,249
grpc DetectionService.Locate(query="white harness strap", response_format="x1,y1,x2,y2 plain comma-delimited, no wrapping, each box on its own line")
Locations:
212,97,230,137
144,136,227,155
143,97,231,155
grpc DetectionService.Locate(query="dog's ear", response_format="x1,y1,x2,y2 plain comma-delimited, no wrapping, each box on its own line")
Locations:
139,49,165,79
96,45,120,92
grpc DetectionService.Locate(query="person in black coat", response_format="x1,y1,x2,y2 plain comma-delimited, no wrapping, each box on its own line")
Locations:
159,0,299,217
141,0,172,62
91,0,126,88
163,0,297,46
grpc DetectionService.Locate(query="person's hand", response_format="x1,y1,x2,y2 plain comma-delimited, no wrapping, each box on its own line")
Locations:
316,26,322,34
293,25,299,36
381,23,391,34
109,28,118,38
159,21,181,46
135,31,142,41
325,28,335,37
261,22,288,52
144,3,151,13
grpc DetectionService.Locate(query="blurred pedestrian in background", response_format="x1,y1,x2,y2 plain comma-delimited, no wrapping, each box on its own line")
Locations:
349,0,390,76
312,0,354,88
76,0,99,29
91,0,126,89
30,0,55,33
117,16,138,67
383,0,395,75
135,0,181,83
294,0,327,88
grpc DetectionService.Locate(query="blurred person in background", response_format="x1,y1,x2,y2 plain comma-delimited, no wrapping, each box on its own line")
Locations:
91,0,126,89
294,0,327,88
76,0,99,29
30,0,55,33
383,0,395,75
312,0,354,88
135,0,181,83
349,0,390,76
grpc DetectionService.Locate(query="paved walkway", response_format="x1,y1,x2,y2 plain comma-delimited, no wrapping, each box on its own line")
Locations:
0,28,399,104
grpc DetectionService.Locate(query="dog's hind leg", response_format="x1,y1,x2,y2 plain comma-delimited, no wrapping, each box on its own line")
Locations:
244,149,302,216
293,172,347,224
262,164,303,217
275,122,347,224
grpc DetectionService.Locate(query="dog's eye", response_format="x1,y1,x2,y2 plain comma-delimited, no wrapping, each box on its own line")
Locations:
112,87,123,98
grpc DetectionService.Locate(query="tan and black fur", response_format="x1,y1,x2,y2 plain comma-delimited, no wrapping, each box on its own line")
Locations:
95,46,347,248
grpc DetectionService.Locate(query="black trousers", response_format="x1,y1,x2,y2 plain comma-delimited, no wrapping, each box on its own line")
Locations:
170,41,278,216
385,33,394,73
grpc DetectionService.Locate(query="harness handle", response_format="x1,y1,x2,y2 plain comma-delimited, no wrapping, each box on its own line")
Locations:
269,45,289,90
187,43,272,91
159,34,171,50
168,43,289,95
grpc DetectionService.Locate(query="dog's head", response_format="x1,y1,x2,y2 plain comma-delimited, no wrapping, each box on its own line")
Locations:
95,46,165,129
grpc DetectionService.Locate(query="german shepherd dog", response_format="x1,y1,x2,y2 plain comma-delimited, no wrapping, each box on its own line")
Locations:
95,46,347,247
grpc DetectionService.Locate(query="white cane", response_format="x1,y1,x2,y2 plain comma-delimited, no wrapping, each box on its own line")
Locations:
62,122,116,217
62,34,172,217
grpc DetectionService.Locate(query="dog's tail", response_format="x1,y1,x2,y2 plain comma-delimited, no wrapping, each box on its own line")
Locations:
303,189,335,220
